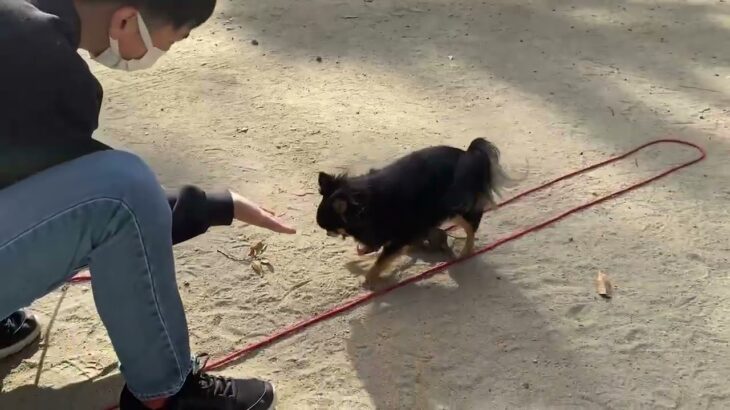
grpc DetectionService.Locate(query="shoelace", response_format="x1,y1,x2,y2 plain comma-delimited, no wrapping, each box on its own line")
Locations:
193,354,236,398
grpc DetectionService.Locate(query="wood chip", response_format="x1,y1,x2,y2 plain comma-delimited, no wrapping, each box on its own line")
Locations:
260,258,274,272
596,271,613,298
251,260,263,275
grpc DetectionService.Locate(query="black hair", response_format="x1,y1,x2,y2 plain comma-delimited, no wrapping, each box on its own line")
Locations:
100,0,217,29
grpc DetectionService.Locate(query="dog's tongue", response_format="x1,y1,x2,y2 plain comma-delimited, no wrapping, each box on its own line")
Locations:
356,244,374,255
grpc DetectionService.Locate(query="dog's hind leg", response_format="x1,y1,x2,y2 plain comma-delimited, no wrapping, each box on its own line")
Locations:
366,242,407,283
454,212,483,257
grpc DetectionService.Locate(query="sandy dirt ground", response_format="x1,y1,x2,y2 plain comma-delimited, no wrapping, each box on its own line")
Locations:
3,0,730,409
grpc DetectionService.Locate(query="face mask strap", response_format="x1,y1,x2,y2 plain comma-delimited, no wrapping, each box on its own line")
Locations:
93,11,164,71
109,37,121,56
136,12,155,51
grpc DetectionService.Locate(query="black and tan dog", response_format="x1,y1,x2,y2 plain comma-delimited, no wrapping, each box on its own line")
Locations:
316,138,512,283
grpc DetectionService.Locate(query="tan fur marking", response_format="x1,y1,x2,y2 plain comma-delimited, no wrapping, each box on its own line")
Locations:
366,246,407,282
452,216,475,257
333,199,347,214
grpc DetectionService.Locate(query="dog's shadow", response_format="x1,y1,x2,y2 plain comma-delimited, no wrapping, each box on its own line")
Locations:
344,232,465,288
345,254,610,409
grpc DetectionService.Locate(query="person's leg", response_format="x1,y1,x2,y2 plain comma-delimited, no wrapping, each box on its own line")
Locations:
0,150,190,398
0,150,275,409
0,180,229,360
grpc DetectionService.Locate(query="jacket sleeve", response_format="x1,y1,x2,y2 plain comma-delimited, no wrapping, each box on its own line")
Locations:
0,140,112,188
166,186,234,244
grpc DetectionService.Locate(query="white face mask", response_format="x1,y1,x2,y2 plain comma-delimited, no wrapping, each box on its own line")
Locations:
93,13,166,71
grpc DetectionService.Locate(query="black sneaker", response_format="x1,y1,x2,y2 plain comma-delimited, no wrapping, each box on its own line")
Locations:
119,354,276,410
0,310,41,360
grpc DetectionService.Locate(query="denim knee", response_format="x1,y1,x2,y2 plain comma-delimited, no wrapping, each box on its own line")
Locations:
90,150,172,227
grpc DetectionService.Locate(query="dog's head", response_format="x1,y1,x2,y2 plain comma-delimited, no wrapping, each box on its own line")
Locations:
316,172,365,239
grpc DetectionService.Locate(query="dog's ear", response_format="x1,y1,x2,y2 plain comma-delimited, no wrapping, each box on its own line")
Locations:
318,172,338,195
332,198,348,214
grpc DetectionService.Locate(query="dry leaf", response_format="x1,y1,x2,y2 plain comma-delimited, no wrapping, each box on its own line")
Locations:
251,260,263,275
261,259,274,272
249,241,266,258
596,271,612,298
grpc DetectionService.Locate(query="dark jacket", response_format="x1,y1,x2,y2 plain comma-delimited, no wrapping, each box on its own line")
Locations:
0,0,234,244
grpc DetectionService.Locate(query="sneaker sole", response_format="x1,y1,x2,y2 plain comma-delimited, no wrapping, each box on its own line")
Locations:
264,383,277,410
0,315,41,360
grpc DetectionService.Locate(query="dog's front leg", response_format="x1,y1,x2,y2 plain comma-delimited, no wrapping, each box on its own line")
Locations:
453,215,476,257
366,243,406,283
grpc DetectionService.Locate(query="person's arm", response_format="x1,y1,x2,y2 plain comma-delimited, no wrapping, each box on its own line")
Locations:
168,188,296,244
0,139,237,244
167,186,234,244
0,13,292,242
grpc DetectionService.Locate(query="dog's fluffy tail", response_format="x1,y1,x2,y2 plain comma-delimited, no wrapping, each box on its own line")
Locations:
467,138,522,203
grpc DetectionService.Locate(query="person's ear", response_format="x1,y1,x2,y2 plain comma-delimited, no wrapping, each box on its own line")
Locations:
108,6,139,40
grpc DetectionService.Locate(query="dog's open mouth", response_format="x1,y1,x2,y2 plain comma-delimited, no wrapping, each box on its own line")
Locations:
356,243,376,255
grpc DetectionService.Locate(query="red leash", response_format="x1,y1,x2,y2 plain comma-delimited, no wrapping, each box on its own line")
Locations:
204,138,706,370
72,139,703,409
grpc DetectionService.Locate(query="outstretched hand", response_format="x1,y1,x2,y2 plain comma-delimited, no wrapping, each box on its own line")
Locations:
230,191,296,234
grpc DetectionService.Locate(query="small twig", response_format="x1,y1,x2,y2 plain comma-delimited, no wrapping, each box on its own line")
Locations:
679,85,720,93
217,249,248,263
608,106,615,117
291,279,312,291
35,285,68,386
281,279,312,300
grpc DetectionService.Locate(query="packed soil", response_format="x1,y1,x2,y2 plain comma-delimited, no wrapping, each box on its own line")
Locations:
2,0,730,409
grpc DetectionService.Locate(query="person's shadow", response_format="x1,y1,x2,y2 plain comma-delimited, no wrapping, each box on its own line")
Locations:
0,342,123,410
346,252,613,409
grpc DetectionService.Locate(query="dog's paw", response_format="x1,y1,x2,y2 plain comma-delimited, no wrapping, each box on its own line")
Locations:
362,277,378,290
363,273,400,290
362,275,387,290
364,265,384,284
459,244,474,258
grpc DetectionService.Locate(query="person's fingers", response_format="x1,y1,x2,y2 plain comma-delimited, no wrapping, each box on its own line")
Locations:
231,192,296,233
257,211,296,234
267,220,297,234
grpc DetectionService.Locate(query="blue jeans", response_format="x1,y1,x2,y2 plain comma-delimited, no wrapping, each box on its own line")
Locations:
0,151,191,400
